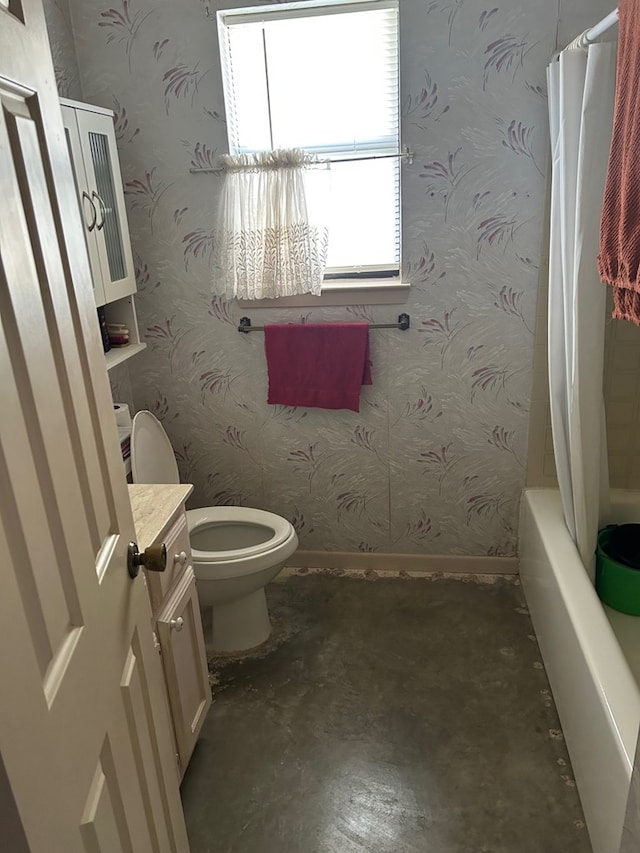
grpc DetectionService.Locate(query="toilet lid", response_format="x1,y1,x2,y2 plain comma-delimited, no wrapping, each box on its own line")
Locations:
131,410,180,484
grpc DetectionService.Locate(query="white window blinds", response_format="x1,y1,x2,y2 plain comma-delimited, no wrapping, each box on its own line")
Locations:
218,0,400,276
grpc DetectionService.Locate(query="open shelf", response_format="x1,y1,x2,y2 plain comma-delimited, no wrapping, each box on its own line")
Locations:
101,294,144,371
105,342,146,371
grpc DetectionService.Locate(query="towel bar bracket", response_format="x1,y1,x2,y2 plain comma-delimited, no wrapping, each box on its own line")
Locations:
238,313,410,333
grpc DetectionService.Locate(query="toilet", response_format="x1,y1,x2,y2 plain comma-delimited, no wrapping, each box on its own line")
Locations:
130,411,298,653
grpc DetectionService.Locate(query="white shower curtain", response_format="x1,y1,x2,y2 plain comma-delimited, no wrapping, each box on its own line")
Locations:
547,43,616,578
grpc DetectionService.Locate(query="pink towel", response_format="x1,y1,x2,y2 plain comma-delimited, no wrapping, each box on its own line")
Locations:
264,323,372,412
598,0,640,324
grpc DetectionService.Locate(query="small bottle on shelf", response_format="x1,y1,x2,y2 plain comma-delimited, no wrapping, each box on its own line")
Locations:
97,307,111,352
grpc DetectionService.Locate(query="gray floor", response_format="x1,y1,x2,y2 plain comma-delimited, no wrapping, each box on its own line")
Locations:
181,574,591,853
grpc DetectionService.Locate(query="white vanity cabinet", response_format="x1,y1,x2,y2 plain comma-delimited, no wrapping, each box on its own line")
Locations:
129,485,212,782
61,98,145,369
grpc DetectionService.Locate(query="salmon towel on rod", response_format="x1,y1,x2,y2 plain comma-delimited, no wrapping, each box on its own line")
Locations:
264,323,372,412
598,0,640,324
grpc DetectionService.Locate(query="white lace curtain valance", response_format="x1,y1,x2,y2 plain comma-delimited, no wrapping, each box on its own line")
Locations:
212,149,329,301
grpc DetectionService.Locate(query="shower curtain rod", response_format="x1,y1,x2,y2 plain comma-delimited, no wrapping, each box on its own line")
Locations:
564,7,618,50
585,8,619,43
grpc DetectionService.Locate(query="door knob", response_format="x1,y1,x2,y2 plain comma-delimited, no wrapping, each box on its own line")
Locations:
170,617,184,632
128,542,167,579
175,550,188,566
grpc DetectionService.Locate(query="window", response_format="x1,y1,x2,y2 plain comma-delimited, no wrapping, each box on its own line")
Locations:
217,0,401,282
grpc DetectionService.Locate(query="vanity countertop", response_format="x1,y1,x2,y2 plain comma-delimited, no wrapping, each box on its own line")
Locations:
128,484,193,550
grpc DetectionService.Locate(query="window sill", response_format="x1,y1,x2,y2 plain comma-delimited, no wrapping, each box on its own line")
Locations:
237,280,410,309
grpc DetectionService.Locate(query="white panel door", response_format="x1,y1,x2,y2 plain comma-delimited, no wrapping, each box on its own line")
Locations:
0,1,191,850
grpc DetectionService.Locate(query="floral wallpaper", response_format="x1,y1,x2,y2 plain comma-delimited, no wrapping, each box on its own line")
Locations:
43,0,82,99
43,0,138,412
52,0,612,557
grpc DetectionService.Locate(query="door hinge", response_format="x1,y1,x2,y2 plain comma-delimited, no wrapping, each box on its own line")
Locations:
152,631,162,655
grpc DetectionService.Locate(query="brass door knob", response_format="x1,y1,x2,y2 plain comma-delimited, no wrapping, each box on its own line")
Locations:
127,542,167,579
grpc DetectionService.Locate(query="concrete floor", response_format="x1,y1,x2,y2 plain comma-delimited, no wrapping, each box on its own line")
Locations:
181,574,591,853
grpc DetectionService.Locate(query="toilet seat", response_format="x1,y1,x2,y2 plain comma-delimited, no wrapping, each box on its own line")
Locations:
131,410,298,579
186,506,293,563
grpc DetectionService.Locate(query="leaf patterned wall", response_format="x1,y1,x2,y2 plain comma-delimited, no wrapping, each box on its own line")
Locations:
52,0,613,557
43,0,82,99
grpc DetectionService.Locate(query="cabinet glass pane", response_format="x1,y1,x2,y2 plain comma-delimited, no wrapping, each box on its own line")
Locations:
88,132,126,282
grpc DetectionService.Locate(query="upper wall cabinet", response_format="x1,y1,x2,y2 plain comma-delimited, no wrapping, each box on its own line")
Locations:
61,98,136,307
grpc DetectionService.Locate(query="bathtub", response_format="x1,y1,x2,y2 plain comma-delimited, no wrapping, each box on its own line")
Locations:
519,489,640,853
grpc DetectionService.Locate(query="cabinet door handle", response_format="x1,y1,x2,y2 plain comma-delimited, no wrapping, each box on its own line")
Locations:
92,191,106,231
170,617,184,632
82,191,97,232
174,550,188,566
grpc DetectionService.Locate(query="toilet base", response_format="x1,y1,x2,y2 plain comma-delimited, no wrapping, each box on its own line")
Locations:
209,588,272,653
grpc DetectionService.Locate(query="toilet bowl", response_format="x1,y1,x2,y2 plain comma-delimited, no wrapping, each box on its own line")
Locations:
130,411,298,653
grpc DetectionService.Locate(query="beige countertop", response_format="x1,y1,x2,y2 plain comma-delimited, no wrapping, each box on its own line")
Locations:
128,484,193,550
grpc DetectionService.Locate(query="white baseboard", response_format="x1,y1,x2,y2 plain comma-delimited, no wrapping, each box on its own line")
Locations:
283,550,518,576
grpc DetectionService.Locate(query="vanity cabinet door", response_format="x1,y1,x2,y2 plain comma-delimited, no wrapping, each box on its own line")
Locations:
157,567,212,775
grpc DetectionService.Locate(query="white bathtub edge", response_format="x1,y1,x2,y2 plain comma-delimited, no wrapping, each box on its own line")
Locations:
525,489,640,763
519,488,640,853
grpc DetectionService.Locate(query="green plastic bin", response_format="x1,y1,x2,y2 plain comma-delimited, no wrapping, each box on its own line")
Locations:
596,525,640,616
